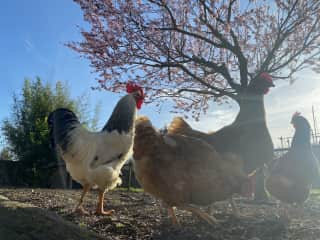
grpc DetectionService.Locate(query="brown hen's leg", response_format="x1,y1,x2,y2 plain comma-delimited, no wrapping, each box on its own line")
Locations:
230,198,249,218
168,207,179,226
278,203,290,224
75,184,90,215
96,189,115,215
183,205,220,225
293,203,304,219
230,198,241,217
207,203,215,216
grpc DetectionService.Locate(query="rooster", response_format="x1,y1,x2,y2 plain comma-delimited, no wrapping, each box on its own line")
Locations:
265,113,319,207
167,73,275,200
133,116,251,225
48,82,144,215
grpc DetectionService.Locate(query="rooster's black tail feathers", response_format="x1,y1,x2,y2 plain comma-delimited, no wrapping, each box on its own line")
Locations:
47,108,80,151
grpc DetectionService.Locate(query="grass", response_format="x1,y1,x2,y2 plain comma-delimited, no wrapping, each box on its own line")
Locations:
311,188,320,200
78,222,87,228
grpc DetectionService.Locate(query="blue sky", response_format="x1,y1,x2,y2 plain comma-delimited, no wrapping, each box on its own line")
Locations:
0,1,94,108
0,1,319,149
0,0,172,149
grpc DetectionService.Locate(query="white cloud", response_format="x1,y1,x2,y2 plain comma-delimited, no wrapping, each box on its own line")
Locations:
23,38,50,65
189,105,238,132
265,71,320,146
24,39,34,52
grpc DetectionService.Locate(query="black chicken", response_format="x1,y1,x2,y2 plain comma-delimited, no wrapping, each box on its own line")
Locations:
266,112,319,206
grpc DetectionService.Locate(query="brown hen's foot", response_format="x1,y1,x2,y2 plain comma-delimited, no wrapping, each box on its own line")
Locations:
168,207,180,226
183,205,221,225
278,208,290,225
207,204,215,216
230,198,250,218
96,209,115,216
232,211,251,219
276,203,291,225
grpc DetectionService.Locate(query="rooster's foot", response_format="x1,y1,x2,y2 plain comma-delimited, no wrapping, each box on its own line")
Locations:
96,209,115,216
74,206,90,215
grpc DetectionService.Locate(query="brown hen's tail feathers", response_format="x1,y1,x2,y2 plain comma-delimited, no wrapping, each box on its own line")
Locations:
167,117,192,135
133,116,160,160
135,116,153,128
134,116,159,140
168,117,211,141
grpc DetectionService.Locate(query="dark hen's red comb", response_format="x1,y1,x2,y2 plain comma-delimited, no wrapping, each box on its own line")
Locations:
259,72,273,83
292,111,301,118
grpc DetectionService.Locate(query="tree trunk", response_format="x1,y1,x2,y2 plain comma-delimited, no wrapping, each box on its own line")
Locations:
0,195,102,240
236,94,273,201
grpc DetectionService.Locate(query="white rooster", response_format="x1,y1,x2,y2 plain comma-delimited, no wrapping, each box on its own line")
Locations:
48,82,144,215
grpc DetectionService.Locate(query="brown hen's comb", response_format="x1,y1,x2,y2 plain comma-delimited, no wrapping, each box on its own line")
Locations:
259,72,273,83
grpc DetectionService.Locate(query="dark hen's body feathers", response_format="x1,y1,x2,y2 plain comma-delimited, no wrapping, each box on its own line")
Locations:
266,115,319,204
271,132,319,184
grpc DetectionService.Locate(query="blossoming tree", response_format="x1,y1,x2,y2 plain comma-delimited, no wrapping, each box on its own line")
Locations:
69,0,320,117
69,0,320,200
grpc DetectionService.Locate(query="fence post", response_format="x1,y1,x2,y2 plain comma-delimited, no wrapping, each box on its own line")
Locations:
279,137,284,149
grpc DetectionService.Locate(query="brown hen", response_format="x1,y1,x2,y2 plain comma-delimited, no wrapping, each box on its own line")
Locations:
133,116,250,225
167,73,275,200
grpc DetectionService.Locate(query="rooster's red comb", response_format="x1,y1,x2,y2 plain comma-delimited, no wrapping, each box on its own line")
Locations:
126,82,142,93
126,82,144,109
259,72,273,83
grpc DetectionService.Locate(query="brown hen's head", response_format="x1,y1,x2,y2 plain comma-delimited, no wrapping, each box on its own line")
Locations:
249,72,275,95
135,116,152,128
126,82,144,109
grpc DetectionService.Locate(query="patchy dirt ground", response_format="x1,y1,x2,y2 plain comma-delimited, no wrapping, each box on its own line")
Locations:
1,188,320,240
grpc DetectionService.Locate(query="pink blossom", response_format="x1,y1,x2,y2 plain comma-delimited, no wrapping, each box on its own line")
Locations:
68,0,320,118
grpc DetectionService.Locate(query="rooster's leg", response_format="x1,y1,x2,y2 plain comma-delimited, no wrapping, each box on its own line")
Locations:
183,205,220,225
75,184,90,215
167,207,179,225
96,189,115,215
